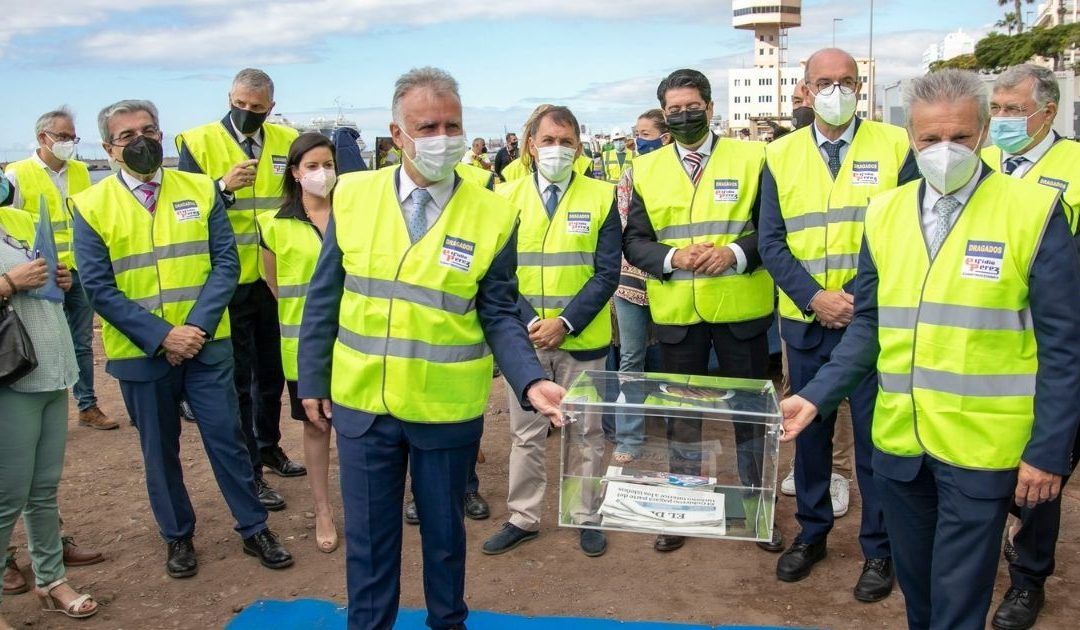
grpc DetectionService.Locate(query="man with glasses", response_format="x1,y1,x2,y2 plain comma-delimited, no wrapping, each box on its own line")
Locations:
759,47,919,600
4,108,117,431
623,68,780,556
71,99,293,579
176,68,304,513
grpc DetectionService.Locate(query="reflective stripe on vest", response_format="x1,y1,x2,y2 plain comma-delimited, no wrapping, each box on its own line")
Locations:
983,138,1080,234
4,158,91,270
865,173,1057,470
497,174,615,351
765,121,910,324
256,210,322,380
330,167,519,422
632,139,774,325
602,149,631,182
69,171,230,359
175,121,298,283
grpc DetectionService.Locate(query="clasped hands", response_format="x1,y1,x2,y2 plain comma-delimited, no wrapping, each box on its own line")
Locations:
162,324,206,366
671,243,735,276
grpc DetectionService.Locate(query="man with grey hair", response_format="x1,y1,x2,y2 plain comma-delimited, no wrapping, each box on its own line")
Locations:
778,69,1080,629
984,63,1080,630
176,68,304,513
298,66,566,629
4,107,117,431
72,99,293,578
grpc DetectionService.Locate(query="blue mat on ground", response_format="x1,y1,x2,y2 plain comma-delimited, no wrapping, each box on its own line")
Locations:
227,599,793,629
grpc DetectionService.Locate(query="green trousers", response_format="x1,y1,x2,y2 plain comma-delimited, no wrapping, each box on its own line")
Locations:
0,388,68,602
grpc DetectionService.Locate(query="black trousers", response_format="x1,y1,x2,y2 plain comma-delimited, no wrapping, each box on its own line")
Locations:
229,280,285,476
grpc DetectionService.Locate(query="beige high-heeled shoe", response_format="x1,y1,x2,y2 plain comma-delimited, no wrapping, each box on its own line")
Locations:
315,517,339,554
35,577,98,619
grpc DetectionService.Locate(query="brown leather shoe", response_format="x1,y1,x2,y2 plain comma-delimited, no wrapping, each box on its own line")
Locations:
654,535,685,552
3,550,28,595
62,536,105,567
78,407,118,431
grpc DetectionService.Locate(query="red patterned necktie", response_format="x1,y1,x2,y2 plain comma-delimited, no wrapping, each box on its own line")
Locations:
137,182,159,213
683,151,703,185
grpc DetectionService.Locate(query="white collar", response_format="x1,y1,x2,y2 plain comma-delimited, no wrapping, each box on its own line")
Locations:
813,118,857,147
397,166,455,210
675,132,715,159
1004,130,1056,163
31,149,67,175
536,171,571,197
924,165,983,210
119,169,163,191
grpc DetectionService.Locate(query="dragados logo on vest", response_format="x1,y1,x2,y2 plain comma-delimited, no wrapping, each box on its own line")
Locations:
440,236,475,272
713,179,740,203
851,161,879,186
961,240,1005,281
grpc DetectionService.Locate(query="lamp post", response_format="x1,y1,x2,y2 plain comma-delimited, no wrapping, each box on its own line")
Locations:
833,18,844,47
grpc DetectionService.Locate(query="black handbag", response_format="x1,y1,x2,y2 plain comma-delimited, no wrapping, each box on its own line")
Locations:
0,296,38,386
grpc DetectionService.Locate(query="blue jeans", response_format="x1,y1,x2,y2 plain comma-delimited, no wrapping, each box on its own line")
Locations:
613,297,660,456
64,270,96,411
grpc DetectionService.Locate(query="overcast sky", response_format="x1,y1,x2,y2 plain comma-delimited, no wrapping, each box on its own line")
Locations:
0,0,1002,159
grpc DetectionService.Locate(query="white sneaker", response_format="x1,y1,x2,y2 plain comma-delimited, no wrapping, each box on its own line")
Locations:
830,473,850,517
780,467,796,496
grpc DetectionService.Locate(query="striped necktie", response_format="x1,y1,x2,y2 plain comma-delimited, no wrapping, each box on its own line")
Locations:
683,151,703,185
136,182,159,213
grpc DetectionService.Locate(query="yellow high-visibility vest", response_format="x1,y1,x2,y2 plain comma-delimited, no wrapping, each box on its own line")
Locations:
632,140,774,325
601,149,632,182
69,171,230,359
4,157,92,269
497,174,614,351
330,167,519,421
866,174,1058,469
174,121,298,283
455,163,494,189
983,137,1080,234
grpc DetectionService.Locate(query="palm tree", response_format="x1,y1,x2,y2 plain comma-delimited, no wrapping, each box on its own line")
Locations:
996,11,1020,36
997,0,1037,34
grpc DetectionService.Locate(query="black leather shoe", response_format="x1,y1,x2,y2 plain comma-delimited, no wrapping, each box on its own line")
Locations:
242,529,294,570
261,446,307,478
654,535,685,552
166,538,197,578
481,523,538,555
776,540,827,582
853,557,895,602
464,492,490,520
179,399,196,423
992,586,1045,630
580,529,607,557
756,528,785,553
404,500,419,525
256,477,286,511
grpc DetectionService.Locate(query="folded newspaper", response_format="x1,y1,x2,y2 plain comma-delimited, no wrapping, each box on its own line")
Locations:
603,466,717,488
599,480,726,537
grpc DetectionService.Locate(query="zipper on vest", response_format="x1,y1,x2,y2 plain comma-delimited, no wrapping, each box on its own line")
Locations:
149,185,165,317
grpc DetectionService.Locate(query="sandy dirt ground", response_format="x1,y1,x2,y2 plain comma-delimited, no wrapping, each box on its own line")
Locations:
2,334,1078,629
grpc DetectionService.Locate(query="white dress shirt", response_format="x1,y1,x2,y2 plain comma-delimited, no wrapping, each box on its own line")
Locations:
5,150,70,208
1002,131,1056,178
812,118,857,166
397,166,455,230
527,172,576,332
662,132,748,275
230,117,264,159
119,168,164,197
921,167,982,243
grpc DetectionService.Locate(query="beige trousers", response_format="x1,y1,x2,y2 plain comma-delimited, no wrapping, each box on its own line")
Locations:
506,349,605,531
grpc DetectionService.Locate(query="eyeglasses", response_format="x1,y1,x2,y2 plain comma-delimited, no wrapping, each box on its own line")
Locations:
665,104,705,115
109,125,162,146
44,130,80,144
1,234,32,258
812,80,857,96
989,104,1035,116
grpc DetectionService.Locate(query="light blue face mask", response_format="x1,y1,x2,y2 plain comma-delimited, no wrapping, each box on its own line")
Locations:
989,108,1045,154
0,175,9,203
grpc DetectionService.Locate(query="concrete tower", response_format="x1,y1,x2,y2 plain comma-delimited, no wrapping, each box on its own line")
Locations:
732,0,802,68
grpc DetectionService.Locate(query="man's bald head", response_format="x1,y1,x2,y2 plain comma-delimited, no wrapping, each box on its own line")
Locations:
804,48,858,85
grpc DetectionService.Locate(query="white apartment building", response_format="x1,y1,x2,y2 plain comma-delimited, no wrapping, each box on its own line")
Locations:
921,29,977,74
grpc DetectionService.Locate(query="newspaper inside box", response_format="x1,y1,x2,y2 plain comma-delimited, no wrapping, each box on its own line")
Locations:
558,371,781,542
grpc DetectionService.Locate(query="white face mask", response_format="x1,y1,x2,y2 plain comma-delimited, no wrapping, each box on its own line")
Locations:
49,140,76,161
299,167,336,198
535,145,576,182
401,131,468,182
813,86,858,126
914,140,981,194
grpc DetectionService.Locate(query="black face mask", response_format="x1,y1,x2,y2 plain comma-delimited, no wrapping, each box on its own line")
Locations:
121,135,164,175
231,106,268,135
665,109,710,145
792,106,816,130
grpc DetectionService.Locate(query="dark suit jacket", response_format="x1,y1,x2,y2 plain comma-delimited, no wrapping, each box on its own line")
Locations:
296,184,547,448
72,172,240,382
514,174,622,361
622,135,771,343
493,147,517,179
800,166,1080,498
759,118,921,351
177,113,252,209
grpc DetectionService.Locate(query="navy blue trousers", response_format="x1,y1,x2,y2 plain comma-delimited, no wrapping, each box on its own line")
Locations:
337,414,478,630
788,331,888,559
874,457,1013,630
117,357,267,542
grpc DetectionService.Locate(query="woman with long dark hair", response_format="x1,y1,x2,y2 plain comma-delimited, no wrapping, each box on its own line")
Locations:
257,132,339,553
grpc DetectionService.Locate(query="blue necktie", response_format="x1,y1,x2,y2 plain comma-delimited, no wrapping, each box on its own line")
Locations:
407,188,431,244
1002,156,1027,175
823,140,846,178
544,184,560,219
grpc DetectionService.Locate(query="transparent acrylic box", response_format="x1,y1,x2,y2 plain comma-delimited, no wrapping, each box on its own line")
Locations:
558,371,781,542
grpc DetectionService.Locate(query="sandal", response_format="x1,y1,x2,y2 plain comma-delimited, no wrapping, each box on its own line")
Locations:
612,452,636,465
35,577,98,619
315,516,339,554
3,550,28,596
